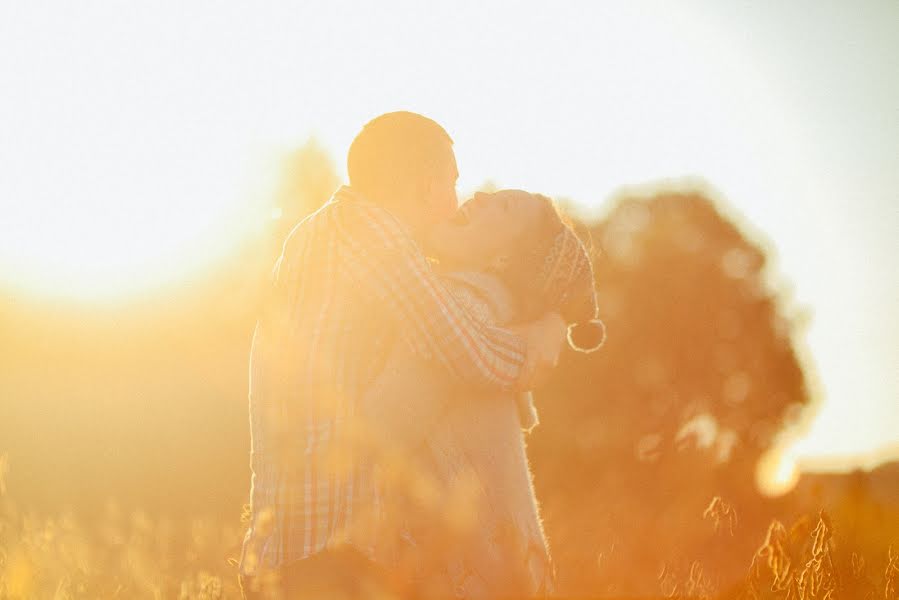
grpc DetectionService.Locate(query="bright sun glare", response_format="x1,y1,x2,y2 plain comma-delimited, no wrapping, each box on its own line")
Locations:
0,1,783,302
0,5,278,301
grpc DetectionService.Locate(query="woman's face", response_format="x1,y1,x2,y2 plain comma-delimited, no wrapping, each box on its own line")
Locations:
426,189,546,270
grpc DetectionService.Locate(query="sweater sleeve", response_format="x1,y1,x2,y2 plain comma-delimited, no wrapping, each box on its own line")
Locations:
337,201,528,392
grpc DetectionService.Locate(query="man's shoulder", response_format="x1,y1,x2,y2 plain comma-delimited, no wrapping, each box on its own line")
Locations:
332,192,408,233
278,188,423,275
279,198,351,250
294,193,400,235
327,196,420,258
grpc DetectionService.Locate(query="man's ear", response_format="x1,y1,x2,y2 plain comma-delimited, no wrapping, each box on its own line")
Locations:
488,253,511,272
421,179,438,208
395,178,427,221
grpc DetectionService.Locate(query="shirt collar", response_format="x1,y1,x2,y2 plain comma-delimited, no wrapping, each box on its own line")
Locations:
332,185,419,242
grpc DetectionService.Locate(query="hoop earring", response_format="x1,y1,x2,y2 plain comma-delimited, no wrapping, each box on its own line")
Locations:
567,319,607,353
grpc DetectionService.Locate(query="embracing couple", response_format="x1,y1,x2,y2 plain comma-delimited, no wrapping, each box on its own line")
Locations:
237,112,604,599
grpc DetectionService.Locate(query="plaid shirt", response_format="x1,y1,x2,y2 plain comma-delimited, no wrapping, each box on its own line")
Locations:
239,186,527,575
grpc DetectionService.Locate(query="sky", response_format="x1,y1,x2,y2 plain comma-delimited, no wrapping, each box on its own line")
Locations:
0,1,896,484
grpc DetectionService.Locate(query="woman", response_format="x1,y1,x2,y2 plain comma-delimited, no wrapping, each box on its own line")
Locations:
360,190,605,598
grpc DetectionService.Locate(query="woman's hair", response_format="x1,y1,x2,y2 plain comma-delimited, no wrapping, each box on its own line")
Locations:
498,194,567,320
498,194,606,352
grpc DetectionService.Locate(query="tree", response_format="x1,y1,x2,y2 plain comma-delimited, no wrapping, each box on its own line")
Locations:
272,138,339,247
528,186,811,595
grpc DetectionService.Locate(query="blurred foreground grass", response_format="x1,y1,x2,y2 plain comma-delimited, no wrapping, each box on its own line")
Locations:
0,453,244,599
1,455,896,599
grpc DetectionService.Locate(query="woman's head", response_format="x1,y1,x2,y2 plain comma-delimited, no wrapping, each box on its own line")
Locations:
427,189,559,272
428,190,605,352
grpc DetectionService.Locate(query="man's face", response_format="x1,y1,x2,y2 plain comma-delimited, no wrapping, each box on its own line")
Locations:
420,144,459,231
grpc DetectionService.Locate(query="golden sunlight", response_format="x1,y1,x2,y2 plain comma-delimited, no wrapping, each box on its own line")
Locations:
0,1,778,303
756,445,801,497
1,1,897,596
0,123,263,300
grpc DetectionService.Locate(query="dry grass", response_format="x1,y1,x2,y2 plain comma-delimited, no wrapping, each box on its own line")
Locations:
740,510,899,600
1,454,896,599
0,454,243,599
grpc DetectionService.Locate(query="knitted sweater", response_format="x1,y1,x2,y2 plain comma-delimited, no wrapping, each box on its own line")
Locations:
360,271,553,598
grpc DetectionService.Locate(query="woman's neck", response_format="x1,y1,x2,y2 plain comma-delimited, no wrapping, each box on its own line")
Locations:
444,270,518,324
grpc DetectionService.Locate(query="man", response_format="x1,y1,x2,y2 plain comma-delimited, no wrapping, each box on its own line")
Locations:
238,112,567,598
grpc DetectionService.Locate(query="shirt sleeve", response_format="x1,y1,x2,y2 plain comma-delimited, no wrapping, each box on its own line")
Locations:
336,201,528,391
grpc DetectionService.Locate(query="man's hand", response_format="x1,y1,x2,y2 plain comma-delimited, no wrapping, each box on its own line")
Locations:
509,311,567,391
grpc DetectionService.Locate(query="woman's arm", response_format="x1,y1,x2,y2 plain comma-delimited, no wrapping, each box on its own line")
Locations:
337,201,531,391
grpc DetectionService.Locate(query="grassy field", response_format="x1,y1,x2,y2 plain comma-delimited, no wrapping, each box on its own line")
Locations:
2,457,896,599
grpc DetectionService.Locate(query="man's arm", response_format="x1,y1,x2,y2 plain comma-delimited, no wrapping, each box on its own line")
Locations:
338,202,563,391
